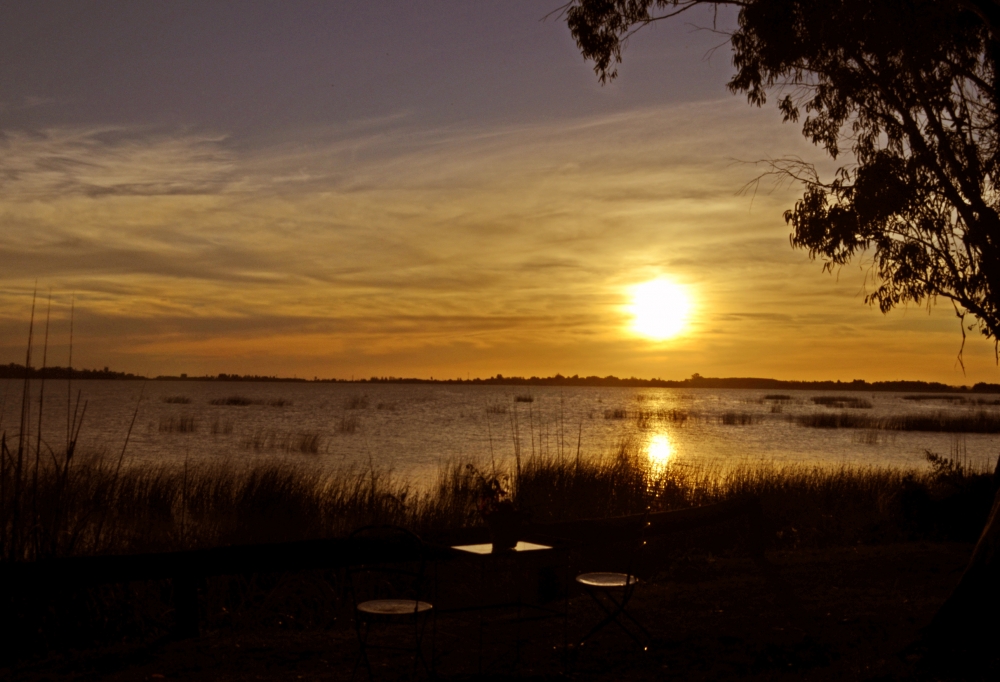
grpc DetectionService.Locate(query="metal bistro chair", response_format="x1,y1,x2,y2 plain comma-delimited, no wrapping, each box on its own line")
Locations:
347,525,435,680
575,510,652,650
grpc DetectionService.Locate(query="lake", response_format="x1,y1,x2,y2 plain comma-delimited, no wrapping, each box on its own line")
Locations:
1,379,997,485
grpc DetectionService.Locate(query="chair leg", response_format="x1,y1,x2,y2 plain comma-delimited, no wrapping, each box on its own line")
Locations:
352,619,374,682
579,586,650,648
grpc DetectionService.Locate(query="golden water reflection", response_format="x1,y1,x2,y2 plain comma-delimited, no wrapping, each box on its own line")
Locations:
646,432,673,468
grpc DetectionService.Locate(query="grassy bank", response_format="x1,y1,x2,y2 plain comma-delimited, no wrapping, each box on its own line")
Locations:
2,431,996,663
1,435,995,560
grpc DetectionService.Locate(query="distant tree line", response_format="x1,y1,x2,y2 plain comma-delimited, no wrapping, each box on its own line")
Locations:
0,364,142,381
3,363,996,393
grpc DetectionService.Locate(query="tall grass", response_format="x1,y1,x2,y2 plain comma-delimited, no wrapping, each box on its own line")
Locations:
4,431,991,560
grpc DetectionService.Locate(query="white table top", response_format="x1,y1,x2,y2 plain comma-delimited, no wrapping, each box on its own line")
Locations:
451,541,552,554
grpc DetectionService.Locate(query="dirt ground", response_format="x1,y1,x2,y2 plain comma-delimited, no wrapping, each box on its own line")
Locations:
4,542,994,681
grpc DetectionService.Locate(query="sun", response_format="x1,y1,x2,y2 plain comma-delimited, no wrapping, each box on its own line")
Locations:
646,433,673,467
628,278,692,340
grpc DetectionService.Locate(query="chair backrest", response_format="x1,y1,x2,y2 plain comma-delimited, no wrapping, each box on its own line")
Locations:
574,507,652,580
622,507,652,580
346,525,429,610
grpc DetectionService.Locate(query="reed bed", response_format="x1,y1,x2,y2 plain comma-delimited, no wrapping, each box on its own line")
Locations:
514,394,534,403
797,410,1000,432
158,415,198,433
162,396,191,404
343,394,369,410
210,417,234,435
903,394,1000,405
208,396,261,406
239,428,326,454
609,408,692,425
811,396,874,409
719,411,758,425
3,434,991,561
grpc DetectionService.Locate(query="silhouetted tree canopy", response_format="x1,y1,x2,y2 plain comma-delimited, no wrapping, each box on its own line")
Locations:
567,0,1000,351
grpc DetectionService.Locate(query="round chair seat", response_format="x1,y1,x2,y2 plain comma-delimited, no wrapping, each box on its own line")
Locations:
357,599,433,616
576,572,639,588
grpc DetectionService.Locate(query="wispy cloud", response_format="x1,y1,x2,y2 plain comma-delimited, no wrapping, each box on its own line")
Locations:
0,99,991,381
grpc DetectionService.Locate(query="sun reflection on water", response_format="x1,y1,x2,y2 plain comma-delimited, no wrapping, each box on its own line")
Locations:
646,433,673,468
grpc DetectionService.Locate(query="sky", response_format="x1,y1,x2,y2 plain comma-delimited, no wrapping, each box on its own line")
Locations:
1,1,997,384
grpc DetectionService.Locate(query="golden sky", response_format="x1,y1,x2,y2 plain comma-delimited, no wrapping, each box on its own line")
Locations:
1,3,997,384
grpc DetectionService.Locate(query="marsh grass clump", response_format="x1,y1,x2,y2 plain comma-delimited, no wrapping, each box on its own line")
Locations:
659,408,689,423
812,396,874,409
343,394,369,410
162,396,191,404
295,433,322,454
158,415,197,433
797,410,1000,433
853,428,895,445
240,429,326,453
902,395,1000,406
604,408,627,420
719,411,757,426
268,399,292,407
210,417,234,435
335,414,360,434
486,402,508,415
514,394,534,403
209,396,261,406
764,394,792,402
376,401,397,411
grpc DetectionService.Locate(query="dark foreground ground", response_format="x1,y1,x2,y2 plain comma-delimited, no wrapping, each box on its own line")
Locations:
4,542,994,681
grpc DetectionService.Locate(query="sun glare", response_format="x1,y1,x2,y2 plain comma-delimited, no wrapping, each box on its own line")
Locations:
646,433,673,467
629,278,692,340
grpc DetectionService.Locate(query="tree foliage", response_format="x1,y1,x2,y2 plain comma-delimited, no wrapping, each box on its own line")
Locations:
567,0,1000,348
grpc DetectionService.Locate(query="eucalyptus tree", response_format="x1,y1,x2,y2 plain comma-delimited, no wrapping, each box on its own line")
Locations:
565,0,1000,643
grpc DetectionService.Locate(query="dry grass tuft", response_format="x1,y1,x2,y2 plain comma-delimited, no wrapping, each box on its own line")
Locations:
158,416,198,433
335,415,360,434
343,395,369,410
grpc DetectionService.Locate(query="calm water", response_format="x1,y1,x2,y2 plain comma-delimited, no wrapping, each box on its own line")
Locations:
1,380,997,484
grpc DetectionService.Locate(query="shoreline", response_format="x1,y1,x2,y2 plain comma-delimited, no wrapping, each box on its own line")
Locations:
3,366,999,393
